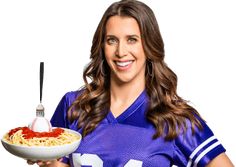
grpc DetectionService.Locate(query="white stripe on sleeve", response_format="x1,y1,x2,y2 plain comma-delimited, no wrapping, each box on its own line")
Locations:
193,141,220,167
186,136,216,167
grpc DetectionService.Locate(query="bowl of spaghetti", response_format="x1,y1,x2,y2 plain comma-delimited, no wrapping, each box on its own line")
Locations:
1,127,82,161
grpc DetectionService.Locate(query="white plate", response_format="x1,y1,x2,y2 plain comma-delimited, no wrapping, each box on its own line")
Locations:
1,128,82,161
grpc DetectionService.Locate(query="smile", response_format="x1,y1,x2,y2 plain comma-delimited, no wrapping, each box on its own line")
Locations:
115,60,133,67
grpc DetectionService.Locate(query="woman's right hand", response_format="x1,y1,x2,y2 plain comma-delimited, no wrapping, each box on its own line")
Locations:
27,158,69,167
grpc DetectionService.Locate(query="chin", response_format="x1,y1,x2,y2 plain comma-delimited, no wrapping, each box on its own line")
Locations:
115,75,134,84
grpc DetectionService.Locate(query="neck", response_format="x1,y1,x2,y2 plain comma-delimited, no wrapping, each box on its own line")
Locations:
109,73,145,117
110,77,145,103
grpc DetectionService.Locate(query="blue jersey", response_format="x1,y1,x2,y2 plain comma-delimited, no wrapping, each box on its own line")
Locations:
51,90,225,167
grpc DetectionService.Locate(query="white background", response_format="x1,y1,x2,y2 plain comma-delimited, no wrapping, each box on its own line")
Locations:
0,0,235,166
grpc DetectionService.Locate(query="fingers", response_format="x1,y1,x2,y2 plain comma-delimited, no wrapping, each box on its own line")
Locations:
27,160,35,165
37,159,58,166
27,159,61,166
37,161,51,166
57,158,63,161
27,160,51,166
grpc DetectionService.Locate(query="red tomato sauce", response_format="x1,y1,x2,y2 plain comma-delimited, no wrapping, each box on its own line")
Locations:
8,127,64,139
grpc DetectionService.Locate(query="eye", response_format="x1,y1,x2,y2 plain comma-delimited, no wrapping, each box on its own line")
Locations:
127,37,137,44
106,38,117,45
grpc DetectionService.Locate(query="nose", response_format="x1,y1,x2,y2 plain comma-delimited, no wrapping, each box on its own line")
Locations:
115,42,128,58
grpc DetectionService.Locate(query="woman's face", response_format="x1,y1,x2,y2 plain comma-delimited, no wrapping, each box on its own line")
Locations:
104,16,146,84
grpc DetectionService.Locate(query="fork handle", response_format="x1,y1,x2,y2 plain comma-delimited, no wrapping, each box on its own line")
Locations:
40,62,44,103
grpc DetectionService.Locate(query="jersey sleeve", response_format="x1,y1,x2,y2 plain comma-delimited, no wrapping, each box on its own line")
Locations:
173,116,226,167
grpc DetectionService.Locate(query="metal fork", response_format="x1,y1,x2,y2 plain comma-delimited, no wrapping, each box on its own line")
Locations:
36,62,45,117
36,103,45,117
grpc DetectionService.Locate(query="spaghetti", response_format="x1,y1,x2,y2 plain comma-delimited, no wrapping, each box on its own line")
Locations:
3,127,80,147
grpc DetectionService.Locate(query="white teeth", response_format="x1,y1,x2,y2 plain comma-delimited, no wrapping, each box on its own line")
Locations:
115,61,132,67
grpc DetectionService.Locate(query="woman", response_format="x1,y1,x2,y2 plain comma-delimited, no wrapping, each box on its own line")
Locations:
29,0,233,166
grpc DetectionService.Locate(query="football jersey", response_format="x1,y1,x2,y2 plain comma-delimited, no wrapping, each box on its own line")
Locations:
50,90,225,167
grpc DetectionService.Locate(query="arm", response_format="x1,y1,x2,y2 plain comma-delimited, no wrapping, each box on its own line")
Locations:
206,153,234,167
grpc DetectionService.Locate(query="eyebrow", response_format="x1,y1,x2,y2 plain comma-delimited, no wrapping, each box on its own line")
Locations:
105,34,140,38
127,35,140,38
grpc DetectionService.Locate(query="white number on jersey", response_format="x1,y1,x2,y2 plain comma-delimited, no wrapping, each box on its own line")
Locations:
72,153,143,167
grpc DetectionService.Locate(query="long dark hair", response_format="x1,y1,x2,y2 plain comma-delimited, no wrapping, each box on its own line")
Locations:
68,0,202,140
